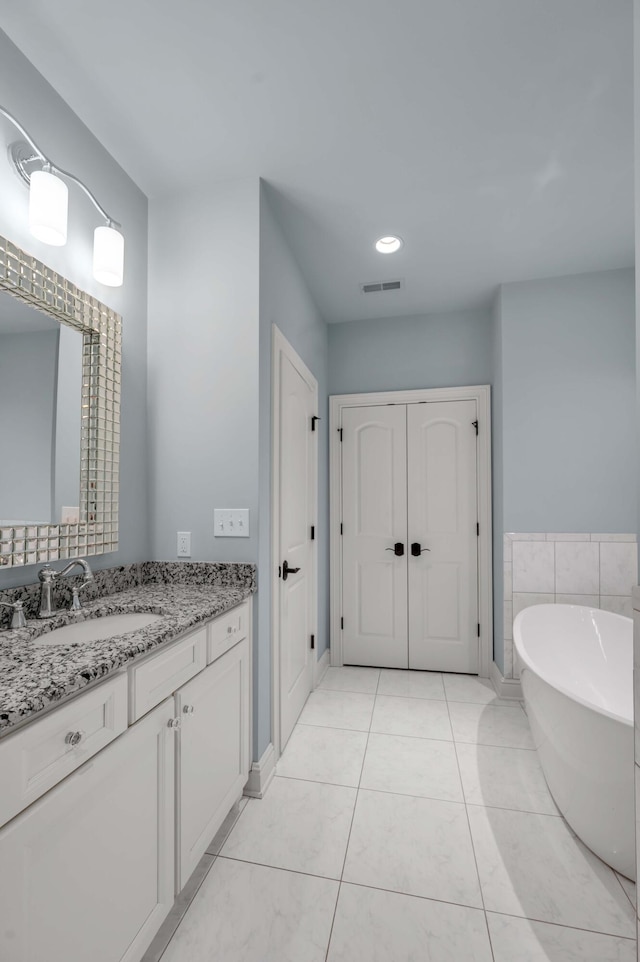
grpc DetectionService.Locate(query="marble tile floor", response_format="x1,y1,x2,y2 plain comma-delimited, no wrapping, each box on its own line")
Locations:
145,667,636,962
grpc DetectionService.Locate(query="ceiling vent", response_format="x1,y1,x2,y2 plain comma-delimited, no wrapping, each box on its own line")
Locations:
360,279,403,294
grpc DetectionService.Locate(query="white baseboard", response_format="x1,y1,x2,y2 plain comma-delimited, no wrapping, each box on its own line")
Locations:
244,743,276,799
490,660,523,700
314,648,330,687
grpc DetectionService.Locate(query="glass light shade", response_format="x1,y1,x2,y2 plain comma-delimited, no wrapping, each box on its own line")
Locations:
375,235,403,254
93,225,124,287
29,169,68,246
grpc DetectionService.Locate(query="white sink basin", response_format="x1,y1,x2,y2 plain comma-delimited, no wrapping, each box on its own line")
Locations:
32,613,162,648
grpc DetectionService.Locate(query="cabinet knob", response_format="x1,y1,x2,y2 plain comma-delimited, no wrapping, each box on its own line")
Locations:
167,718,181,730
183,705,195,715
227,625,235,634
65,730,84,747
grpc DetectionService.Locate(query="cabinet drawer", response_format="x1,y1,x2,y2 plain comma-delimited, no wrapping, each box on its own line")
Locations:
0,673,127,829
207,601,249,664
129,627,207,722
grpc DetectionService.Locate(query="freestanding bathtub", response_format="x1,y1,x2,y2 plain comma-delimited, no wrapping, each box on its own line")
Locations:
513,604,635,880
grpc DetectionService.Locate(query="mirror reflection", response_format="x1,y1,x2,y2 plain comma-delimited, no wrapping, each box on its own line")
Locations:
0,290,82,525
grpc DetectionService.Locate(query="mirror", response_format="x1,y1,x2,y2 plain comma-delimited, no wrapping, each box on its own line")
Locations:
0,290,82,525
0,235,121,568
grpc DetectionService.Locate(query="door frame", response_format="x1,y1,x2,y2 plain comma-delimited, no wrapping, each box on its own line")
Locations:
330,385,492,678
271,325,318,760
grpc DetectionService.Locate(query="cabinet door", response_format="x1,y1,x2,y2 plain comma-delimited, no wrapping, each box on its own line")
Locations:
341,404,408,668
0,699,175,962
176,636,250,890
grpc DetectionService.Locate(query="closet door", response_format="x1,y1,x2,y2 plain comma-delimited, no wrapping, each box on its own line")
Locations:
407,400,478,673
341,405,408,667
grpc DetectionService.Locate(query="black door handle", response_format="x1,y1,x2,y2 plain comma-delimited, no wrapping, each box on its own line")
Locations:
282,559,301,581
385,542,405,557
411,542,431,556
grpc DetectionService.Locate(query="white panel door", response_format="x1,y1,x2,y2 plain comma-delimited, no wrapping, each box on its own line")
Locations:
0,698,175,962
277,347,316,749
407,400,478,673
342,405,408,668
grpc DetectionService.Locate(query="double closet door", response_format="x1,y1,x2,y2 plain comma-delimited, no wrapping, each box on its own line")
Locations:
341,400,478,673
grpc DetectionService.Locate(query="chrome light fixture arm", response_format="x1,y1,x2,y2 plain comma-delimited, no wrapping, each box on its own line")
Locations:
0,104,120,229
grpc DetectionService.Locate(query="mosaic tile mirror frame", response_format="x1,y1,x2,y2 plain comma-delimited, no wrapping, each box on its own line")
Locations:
0,235,121,568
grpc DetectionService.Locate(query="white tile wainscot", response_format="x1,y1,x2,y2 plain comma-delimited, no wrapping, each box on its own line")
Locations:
502,533,637,679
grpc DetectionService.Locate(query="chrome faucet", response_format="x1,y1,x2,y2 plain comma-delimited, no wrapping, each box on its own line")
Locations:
38,559,94,618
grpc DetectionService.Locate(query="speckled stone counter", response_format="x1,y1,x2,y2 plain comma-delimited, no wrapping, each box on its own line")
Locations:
0,562,256,736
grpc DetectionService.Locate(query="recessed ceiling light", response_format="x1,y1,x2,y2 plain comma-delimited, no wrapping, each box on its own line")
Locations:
375,235,403,254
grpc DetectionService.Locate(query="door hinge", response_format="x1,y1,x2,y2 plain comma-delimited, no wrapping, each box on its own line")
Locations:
311,525,315,540
341,617,344,630
338,428,343,442
472,420,478,436
477,623,481,637
476,522,480,536
311,415,321,432
340,522,343,535
310,634,315,650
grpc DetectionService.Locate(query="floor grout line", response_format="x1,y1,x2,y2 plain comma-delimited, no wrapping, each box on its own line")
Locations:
444,679,497,962
274,769,562,817
483,906,637,942
292,718,538,749
211,857,637,942
216,853,341,883
613,871,637,912
323,670,380,961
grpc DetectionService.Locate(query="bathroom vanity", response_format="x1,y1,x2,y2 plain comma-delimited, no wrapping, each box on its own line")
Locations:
0,569,254,962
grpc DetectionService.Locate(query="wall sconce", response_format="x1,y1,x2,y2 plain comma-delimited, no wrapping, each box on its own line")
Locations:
1,105,125,287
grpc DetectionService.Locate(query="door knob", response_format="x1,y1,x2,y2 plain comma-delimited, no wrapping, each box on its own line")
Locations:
411,543,431,556
385,542,405,557
282,559,301,581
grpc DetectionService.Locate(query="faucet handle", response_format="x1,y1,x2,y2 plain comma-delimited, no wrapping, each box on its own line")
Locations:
70,583,91,612
0,601,27,629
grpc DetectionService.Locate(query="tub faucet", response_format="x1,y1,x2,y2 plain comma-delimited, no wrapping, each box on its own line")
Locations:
38,559,94,618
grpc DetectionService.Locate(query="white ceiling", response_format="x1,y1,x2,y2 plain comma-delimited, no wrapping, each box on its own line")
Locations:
0,0,634,322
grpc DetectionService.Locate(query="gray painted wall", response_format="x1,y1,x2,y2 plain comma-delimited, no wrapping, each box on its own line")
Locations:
0,30,149,589
0,330,57,522
492,267,636,674
500,268,636,534
147,177,262,755
491,292,505,673
328,309,493,396
259,183,329,757
147,178,260,565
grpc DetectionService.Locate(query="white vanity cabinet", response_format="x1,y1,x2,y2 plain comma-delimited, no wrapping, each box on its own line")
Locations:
0,697,176,962
175,634,250,888
0,597,252,962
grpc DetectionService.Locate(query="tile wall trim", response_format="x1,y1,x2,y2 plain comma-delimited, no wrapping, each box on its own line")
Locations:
502,533,637,679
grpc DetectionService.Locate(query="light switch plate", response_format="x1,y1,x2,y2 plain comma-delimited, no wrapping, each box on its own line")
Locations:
214,509,250,538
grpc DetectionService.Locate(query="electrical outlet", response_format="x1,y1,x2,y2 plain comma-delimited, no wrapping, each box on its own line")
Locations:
177,531,191,557
214,509,250,537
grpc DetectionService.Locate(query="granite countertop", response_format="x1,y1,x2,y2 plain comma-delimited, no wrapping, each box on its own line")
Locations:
0,563,256,737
